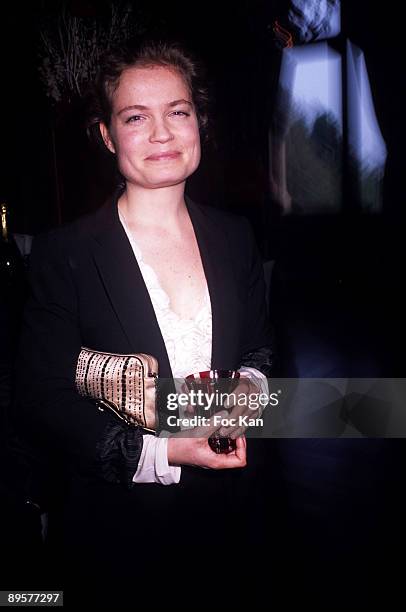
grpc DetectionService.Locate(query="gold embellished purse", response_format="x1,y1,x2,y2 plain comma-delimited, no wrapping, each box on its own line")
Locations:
75,347,159,432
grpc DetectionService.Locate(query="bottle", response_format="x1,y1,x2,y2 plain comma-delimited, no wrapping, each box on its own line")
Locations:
1,203,25,286
1,201,27,419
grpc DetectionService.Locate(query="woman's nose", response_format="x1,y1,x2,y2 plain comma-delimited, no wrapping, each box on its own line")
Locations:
149,119,174,143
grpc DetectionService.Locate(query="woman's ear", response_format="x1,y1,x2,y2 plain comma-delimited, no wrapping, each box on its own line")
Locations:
99,122,116,154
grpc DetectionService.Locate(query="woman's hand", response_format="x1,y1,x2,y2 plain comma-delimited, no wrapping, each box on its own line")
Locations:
218,376,263,439
167,412,246,469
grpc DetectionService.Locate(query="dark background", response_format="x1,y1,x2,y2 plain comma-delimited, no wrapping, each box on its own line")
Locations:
1,0,405,607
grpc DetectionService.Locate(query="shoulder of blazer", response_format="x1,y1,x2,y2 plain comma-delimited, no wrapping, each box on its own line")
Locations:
185,196,254,244
30,190,121,256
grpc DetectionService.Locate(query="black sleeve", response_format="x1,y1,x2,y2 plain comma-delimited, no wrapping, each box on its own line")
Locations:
238,219,275,377
13,231,143,488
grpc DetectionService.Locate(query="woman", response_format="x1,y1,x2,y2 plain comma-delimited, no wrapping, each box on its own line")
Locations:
16,40,273,605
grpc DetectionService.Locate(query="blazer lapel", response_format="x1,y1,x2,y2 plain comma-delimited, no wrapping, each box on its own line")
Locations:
88,192,173,377
186,198,240,370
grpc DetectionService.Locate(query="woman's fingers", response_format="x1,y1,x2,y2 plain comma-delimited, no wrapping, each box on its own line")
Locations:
230,426,248,440
176,410,229,439
218,406,261,437
218,377,262,436
222,379,250,409
204,436,247,469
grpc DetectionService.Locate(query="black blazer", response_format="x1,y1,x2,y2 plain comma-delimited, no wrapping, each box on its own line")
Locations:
15,191,273,486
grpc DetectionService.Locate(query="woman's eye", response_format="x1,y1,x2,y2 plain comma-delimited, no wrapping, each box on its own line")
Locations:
170,110,190,117
125,115,144,124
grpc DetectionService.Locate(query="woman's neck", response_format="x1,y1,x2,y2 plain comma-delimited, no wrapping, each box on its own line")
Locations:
118,182,188,231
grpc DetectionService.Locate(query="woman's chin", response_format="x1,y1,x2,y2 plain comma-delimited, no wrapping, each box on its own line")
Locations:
136,171,193,190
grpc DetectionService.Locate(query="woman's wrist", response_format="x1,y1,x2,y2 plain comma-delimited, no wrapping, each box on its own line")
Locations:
167,436,184,466
167,437,200,467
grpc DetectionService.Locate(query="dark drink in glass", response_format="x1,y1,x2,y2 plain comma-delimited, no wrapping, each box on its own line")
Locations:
185,369,240,454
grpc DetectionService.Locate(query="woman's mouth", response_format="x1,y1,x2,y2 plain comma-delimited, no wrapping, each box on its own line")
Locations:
145,151,181,161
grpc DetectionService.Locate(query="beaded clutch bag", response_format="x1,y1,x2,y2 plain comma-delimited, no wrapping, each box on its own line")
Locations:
75,347,159,432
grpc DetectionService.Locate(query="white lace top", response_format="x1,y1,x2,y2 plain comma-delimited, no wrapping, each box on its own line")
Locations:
119,211,212,378
118,210,266,487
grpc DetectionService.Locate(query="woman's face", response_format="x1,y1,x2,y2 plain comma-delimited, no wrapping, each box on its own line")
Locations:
100,65,201,190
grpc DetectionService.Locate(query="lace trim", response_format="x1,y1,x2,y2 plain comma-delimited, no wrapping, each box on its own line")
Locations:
96,418,143,488
119,211,212,378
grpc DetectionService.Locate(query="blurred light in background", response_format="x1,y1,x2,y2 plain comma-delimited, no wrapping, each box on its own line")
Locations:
347,41,387,212
270,42,342,214
269,0,386,215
